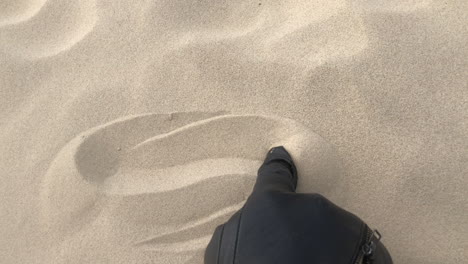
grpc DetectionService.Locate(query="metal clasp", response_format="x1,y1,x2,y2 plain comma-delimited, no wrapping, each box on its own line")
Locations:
362,229,382,256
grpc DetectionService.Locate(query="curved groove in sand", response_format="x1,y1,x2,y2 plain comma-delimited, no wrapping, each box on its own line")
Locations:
41,111,339,252
104,161,260,194
0,0,97,59
135,202,244,250
139,236,213,253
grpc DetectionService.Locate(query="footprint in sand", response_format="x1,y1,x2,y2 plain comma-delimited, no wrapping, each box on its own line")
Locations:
41,111,339,260
0,0,96,59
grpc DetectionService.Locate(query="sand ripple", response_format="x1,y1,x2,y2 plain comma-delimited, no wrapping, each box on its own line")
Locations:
351,0,435,12
157,0,368,70
40,111,339,258
0,0,47,26
0,0,96,59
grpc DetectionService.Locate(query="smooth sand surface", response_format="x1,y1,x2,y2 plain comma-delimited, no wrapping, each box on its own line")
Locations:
1,1,467,263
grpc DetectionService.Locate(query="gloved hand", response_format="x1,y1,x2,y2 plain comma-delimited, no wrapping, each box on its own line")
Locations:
204,146,393,264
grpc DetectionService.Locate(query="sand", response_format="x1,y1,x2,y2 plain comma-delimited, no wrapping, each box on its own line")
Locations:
0,0,467,263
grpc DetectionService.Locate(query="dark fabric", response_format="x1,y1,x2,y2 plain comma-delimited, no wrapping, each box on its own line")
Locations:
205,146,393,264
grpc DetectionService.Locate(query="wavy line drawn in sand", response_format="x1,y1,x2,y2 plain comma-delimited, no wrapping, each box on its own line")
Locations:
0,0,97,59
41,111,339,256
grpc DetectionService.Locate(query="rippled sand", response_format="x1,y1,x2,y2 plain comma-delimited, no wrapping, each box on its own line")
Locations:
1,0,467,263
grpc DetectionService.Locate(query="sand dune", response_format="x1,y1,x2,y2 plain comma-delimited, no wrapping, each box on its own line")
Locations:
1,0,467,263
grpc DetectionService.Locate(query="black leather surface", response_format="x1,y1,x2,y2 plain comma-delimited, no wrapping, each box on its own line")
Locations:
205,146,393,264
